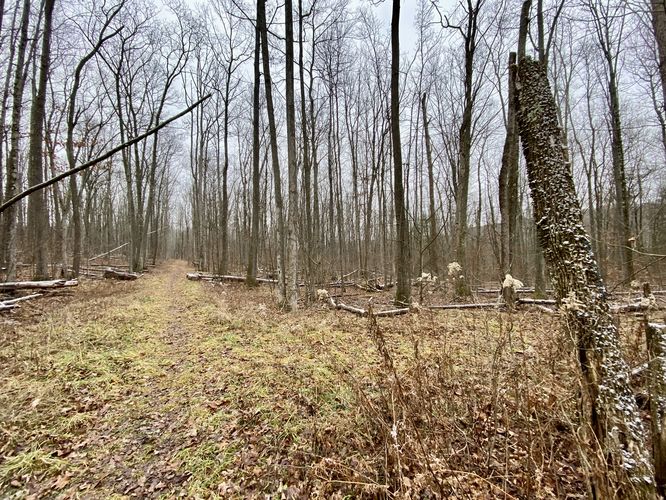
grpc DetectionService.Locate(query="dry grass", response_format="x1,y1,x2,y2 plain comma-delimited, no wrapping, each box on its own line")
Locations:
0,261,654,498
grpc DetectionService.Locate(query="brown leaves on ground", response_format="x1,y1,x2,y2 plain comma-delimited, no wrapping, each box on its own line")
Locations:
0,260,646,498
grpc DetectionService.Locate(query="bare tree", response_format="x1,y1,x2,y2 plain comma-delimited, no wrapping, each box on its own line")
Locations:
586,0,634,282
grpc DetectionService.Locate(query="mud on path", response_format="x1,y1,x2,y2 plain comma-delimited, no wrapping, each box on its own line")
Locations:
1,260,588,498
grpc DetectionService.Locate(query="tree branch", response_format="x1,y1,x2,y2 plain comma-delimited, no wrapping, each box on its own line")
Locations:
0,94,212,214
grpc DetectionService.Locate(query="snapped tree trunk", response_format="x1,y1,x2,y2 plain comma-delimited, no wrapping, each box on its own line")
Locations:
515,56,656,498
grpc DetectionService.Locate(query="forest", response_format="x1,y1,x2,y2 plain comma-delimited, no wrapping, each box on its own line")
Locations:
1,0,666,497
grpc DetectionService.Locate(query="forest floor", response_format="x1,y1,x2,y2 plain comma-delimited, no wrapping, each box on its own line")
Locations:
0,260,658,499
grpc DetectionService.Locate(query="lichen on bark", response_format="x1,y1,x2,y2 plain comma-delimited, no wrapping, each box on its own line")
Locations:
515,56,656,499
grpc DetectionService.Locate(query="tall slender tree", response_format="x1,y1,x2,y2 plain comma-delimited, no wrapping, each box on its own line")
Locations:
27,0,56,279
391,0,410,305
246,15,261,286
1,0,31,280
284,0,299,309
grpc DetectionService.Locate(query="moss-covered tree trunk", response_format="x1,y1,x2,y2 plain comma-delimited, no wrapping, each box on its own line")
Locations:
515,57,656,499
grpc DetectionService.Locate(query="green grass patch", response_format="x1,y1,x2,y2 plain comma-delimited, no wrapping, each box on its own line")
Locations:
0,449,66,483
175,441,239,493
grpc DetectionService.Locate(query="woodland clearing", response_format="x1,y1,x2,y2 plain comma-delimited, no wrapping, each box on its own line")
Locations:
0,260,661,499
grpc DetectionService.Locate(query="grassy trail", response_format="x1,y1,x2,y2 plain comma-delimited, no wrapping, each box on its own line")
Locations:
1,260,586,498
1,261,370,498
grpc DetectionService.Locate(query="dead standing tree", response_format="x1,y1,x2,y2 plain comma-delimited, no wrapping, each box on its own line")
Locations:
515,56,656,497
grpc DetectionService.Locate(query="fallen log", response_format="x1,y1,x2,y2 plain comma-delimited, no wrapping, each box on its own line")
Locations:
532,304,559,315
0,293,42,305
186,272,278,284
476,288,554,294
89,263,130,269
89,242,129,261
427,302,501,310
318,289,409,317
0,279,78,291
374,307,410,317
517,298,557,305
104,268,139,280
331,300,368,316
0,303,18,311
610,301,659,313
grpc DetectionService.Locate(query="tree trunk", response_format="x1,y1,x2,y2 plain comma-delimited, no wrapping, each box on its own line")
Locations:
647,322,666,497
257,0,286,303
66,7,122,276
246,18,261,286
391,0,410,305
421,93,439,277
1,0,31,281
515,56,656,499
499,52,519,278
651,0,666,117
284,0,299,310
27,0,55,280
607,65,634,282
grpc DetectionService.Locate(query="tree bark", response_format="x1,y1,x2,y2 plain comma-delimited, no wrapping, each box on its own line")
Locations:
515,56,656,499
